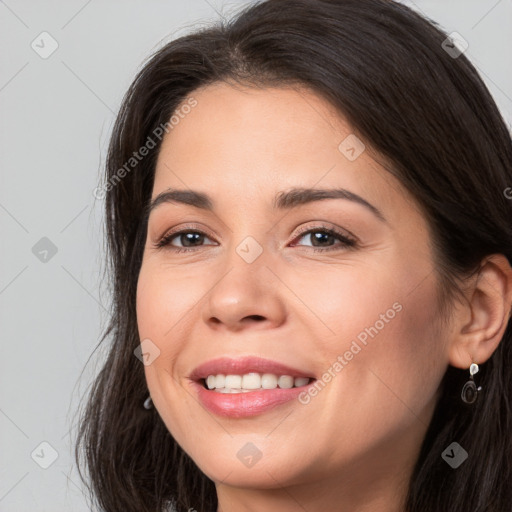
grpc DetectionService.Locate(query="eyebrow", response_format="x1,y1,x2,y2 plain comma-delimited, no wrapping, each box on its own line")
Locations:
147,187,387,223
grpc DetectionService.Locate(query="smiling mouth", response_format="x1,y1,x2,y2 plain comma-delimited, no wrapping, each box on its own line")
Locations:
200,373,316,393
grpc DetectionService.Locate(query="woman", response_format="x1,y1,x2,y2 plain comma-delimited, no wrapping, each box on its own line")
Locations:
75,0,512,511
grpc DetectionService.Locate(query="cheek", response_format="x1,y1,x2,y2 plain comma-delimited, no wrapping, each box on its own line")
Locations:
302,278,445,469
339,275,445,428
136,262,203,440
311,260,445,418
136,261,204,398
136,261,205,340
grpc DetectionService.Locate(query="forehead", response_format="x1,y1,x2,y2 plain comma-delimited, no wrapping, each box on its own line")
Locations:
158,82,353,168
152,82,419,223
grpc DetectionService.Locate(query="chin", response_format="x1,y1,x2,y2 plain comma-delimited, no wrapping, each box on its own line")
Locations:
188,446,314,489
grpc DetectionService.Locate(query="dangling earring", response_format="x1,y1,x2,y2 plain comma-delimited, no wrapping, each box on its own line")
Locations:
143,395,153,409
461,363,482,404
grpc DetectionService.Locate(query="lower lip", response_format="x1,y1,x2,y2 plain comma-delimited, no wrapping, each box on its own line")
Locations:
191,380,315,418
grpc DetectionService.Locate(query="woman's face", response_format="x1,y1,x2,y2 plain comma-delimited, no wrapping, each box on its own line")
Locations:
136,82,449,494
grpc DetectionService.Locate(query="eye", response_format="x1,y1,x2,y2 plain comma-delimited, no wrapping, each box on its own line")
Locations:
153,225,216,253
153,223,358,253
291,224,357,252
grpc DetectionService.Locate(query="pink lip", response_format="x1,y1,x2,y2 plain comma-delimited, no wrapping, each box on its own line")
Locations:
189,356,315,381
191,381,314,418
187,356,316,418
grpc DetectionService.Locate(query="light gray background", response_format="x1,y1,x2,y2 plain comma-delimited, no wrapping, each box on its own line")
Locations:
1,1,511,510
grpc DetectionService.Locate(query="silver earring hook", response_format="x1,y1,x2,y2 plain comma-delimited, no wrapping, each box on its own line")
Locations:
143,395,153,409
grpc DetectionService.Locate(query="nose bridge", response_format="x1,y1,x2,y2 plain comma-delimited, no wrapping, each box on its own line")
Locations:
200,226,286,329
223,229,272,293
228,212,285,278
220,205,276,267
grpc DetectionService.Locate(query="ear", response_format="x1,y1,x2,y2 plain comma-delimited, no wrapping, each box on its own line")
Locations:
448,254,512,369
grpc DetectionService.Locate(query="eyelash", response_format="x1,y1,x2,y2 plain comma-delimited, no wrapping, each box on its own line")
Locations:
153,223,358,254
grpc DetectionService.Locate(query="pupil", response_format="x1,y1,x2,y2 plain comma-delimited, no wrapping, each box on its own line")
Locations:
312,231,332,246
182,233,203,247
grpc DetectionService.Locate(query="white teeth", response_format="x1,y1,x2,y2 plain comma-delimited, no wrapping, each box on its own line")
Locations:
261,373,277,389
278,375,294,389
206,375,216,389
224,375,242,388
242,372,261,389
204,373,312,392
294,377,310,387
217,388,252,393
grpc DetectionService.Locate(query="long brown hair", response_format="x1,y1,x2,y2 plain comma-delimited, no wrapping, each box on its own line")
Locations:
75,1,512,510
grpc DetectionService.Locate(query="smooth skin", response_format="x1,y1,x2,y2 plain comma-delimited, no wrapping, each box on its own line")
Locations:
136,82,512,512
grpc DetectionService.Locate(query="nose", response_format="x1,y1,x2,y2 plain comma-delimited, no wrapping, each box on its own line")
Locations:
201,253,287,333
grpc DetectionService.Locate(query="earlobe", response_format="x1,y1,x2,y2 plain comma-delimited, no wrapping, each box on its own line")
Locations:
448,253,512,370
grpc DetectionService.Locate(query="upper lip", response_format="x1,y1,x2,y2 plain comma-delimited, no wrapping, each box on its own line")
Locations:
189,356,316,381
